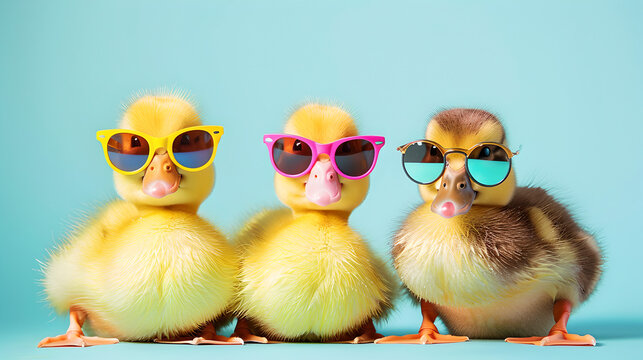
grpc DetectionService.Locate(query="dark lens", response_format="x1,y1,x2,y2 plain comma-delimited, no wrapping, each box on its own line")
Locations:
107,133,150,172
467,144,510,186
172,130,214,168
402,142,444,184
272,137,313,175
334,139,374,177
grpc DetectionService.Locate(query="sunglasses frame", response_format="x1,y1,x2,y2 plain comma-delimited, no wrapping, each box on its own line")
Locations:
397,140,519,187
96,125,224,175
263,134,385,180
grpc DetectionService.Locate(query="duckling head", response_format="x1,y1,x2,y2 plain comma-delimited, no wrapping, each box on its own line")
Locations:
418,109,517,218
112,94,214,212
274,104,369,217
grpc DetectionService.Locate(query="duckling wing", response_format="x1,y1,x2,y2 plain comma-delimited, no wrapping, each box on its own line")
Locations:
509,187,603,303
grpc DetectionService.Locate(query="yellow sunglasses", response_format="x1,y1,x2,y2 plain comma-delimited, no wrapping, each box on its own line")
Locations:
96,125,223,175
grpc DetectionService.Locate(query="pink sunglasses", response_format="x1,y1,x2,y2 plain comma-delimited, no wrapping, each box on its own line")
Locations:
263,134,385,180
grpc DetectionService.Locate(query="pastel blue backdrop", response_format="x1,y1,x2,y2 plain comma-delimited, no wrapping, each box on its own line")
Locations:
1,0,641,359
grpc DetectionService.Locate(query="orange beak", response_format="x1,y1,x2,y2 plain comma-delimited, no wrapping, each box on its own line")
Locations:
141,153,181,198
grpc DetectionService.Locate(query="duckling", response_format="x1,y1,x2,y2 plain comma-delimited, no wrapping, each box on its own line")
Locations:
232,104,396,343
38,93,242,347
376,109,602,346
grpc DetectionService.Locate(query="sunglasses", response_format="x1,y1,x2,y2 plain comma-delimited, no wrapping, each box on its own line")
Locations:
263,134,385,180
398,140,519,186
96,125,223,175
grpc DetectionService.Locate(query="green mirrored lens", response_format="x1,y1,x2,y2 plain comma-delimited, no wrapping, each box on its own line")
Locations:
467,144,511,186
467,159,510,186
404,162,444,184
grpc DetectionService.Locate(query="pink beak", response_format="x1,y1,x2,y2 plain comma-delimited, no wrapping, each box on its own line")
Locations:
305,160,341,206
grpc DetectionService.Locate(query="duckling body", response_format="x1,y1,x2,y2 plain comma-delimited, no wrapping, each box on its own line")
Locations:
236,209,393,341
233,104,395,343
45,201,237,340
394,187,600,339
39,93,241,347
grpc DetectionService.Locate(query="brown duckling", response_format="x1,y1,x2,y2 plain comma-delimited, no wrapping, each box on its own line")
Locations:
376,109,602,346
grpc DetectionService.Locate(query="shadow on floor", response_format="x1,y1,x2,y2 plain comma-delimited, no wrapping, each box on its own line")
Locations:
570,319,643,340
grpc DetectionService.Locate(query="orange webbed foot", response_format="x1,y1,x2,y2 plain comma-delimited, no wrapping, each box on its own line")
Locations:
334,319,384,344
155,321,244,345
195,334,244,345
377,300,469,344
506,331,596,346
347,331,384,344
230,331,268,344
231,318,269,343
155,336,244,345
155,324,244,346
506,299,597,346
38,330,119,348
334,331,384,344
375,330,469,344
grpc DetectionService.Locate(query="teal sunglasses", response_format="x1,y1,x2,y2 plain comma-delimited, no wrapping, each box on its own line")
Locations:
398,140,520,187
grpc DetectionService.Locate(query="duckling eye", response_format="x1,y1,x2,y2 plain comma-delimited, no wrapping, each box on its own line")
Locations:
180,134,191,145
131,136,141,148
341,142,352,153
481,146,491,158
430,146,438,156
293,140,303,152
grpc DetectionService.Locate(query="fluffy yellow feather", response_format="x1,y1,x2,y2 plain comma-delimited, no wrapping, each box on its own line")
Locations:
234,104,396,342
41,93,238,344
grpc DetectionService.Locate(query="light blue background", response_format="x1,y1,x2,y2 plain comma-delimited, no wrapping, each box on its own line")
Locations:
1,0,642,358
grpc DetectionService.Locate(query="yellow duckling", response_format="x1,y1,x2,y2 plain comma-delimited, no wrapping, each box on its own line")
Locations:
376,109,602,346
232,104,396,343
38,93,242,347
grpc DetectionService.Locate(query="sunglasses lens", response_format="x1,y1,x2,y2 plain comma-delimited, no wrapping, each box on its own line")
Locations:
272,137,313,176
334,139,375,177
172,130,214,168
402,142,444,184
107,133,150,172
467,145,511,186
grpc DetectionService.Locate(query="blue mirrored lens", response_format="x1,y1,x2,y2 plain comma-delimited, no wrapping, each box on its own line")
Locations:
172,130,214,168
107,152,148,172
173,148,212,168
107,133,150,172
467,159,510,186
